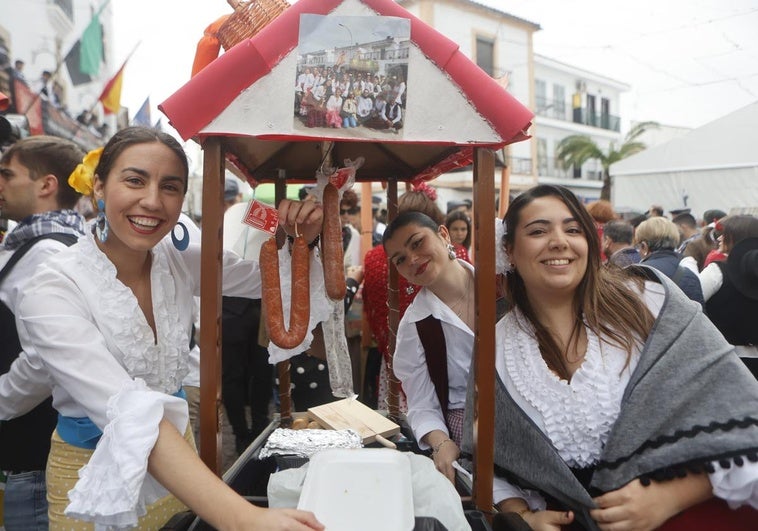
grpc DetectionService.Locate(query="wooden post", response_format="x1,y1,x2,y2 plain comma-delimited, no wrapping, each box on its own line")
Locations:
472,148,496,513
499,147,511,218
274,171,293,422
199,138,224,473
385,179,401,419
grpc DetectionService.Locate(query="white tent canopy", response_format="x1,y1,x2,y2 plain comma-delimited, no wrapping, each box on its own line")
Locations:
611,100,758,218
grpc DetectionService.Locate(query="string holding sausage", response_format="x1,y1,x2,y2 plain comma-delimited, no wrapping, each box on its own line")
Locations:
260,224,311,349
321,183,347,300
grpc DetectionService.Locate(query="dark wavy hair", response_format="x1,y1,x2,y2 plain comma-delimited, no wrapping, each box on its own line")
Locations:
445,210,471,250
94,126,189,193
503,185,654,379
719,215,758,251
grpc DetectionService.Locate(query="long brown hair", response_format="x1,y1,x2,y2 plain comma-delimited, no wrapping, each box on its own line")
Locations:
503,185,654,379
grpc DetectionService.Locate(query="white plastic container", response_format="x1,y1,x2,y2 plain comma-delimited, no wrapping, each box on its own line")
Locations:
297,448,414,531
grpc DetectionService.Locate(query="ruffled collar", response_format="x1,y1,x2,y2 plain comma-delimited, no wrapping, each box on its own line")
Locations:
77,234,188,393
503,309,634,467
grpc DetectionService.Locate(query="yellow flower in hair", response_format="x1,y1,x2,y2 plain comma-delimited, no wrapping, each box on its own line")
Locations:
68,147,103,196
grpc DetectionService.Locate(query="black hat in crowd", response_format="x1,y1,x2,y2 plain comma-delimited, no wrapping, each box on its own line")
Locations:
702,209,727,224
446,199,471,213
669,208,691,217
224,177,240,201
725,237,758,300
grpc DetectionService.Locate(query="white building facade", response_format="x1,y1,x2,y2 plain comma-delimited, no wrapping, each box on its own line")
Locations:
1,0,117,148
398,0,630,204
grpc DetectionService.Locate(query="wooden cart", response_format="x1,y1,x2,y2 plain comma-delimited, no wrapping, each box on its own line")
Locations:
160,0,533,519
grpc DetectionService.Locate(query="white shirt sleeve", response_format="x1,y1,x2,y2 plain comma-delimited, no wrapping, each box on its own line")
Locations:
0,349,53,419
493,476,547,511
698,262,724,301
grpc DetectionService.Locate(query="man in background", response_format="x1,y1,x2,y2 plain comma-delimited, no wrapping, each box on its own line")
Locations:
603,220,641,268
673,211,701,254
221,177,272,453
0,136,86,530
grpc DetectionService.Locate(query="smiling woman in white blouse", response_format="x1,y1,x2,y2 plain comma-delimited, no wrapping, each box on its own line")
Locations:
462,184,758,531
384,211,475,485
0,127,324,531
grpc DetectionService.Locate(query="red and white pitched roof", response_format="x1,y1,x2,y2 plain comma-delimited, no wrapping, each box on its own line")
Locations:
160,0,533,182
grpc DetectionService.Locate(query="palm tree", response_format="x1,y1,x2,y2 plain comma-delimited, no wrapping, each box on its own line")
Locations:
555,121,658,201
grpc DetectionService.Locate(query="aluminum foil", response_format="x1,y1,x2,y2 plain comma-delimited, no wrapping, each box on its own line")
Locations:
259,428,363,459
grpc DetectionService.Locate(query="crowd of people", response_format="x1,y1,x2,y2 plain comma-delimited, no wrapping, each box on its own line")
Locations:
1,125,756,530
295,65,406,132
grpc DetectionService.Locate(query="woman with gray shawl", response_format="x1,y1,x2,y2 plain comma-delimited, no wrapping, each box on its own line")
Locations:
462,185,757,530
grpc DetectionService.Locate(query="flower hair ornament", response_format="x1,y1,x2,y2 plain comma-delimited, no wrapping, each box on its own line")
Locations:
68,147,103,197
495,218,513,274
411,181,437,201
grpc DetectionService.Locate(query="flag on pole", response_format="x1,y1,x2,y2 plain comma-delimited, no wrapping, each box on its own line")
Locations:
98,64,125,115
64,1,109,86
132,97,151,126
64,41,94,86
79,12,103,77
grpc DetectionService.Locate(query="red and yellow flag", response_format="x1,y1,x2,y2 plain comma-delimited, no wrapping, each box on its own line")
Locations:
98,64,124,115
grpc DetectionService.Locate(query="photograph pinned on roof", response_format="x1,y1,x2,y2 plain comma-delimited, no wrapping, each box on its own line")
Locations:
294,14,409,139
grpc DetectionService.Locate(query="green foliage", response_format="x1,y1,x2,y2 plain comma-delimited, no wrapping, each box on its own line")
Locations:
555,121,659,200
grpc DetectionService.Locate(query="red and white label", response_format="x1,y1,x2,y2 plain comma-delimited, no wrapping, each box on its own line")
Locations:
328,167,353,190
243,199,279,234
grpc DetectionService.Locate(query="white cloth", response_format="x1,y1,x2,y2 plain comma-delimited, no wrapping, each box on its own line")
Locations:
343,224,361,270
492,281,758,509
3,231,262,524
268,452,471,531
680,255,724,301
65,379,188,528
393,260,474,449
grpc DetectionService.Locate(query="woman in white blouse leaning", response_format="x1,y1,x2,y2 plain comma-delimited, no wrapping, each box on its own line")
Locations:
384,211,476,484
0,127,324,531
461,185,758,531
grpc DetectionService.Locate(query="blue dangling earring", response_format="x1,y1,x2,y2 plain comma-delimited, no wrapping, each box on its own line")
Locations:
171,221,189,251
95,199,109,243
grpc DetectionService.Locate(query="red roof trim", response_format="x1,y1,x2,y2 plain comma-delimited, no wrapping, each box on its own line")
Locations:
160,0,533,145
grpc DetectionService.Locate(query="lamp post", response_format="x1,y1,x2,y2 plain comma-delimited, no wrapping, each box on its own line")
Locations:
338,22,354,47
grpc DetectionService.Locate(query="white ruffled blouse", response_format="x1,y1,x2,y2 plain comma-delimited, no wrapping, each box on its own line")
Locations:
493,281,758,511
3,232,262,527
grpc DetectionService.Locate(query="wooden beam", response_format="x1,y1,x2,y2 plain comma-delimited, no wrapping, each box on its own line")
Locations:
472,148,496,513
385,179,401,419
199,137,224,474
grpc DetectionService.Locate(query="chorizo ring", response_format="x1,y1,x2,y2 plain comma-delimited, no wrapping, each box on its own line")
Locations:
260,235,310,349
321,183,347,300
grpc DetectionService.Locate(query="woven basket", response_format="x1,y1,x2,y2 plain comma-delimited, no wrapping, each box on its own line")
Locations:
217,0,290,51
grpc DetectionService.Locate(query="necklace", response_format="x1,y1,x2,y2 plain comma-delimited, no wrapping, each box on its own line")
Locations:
448,270,473,321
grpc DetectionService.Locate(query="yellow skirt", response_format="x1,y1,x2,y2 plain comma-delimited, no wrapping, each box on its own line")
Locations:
47,427,195,531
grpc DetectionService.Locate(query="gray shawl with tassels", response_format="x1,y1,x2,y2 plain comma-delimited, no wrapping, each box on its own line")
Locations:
461,267,758,530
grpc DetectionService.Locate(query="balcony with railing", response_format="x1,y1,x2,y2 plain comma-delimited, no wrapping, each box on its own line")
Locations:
572,108,620,132
537,156,603,180
535,97,620,132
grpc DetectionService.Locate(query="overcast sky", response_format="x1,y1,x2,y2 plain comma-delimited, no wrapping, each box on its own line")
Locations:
112,0,758,132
